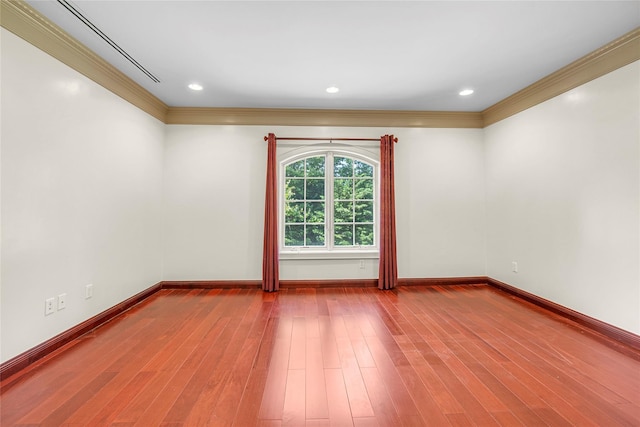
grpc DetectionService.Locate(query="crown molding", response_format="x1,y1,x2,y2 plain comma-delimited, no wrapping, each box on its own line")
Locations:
483,27,640,127
165,107,484,128
0,0,168,122
1,0,637,128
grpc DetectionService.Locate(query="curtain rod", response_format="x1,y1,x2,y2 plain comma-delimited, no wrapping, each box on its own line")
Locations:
263,136,398,143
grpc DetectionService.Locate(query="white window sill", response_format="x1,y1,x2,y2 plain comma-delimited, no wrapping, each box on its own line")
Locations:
279,249,379,260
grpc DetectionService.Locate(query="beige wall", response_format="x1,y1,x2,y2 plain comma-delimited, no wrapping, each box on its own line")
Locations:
485,61,640,334
163,125,486,281
1,29,165,361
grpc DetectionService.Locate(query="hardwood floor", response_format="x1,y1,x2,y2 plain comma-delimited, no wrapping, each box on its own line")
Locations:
1,285,639,426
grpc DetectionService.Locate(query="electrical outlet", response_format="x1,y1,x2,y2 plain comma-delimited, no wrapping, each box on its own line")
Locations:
45,298,55,315
359,260,365,269
85,284,93,299
57,293,67,310
512,261,518,273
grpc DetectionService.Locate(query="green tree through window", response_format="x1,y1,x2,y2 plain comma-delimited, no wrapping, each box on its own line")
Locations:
333,156,374,246
284,156,326,246
283,153,376,250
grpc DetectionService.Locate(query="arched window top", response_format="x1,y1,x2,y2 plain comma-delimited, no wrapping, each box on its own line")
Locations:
280,143,378,168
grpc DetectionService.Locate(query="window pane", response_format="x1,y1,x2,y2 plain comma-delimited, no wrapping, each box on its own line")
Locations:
306,156,325,177
306,225,325,246
334,201,353,223
285,225,304,246
354,178,373,200
286,160,305,177
334,178,353,200
334,157,353,177
354,160,373,177
285,179,304,200
282,153,376,251
355,201,374,222
355,224,374,246
285,202,304,223
334,224,354,246
306,179,325,200
306,202,325,223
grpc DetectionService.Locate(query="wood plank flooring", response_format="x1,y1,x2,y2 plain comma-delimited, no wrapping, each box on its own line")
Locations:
1,285,639,426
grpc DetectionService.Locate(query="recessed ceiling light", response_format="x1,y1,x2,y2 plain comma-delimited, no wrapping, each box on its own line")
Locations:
326,86,340,94
188,83,203,91
459,89,474,96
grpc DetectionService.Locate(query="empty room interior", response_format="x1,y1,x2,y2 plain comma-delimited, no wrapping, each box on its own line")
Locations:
1,0,639,425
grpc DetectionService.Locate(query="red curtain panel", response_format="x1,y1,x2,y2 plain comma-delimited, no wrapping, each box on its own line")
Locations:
378,134,398,290
262,133,279,292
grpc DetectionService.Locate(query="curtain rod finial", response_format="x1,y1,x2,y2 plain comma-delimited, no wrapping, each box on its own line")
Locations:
394,137,398,143
264,136,268,141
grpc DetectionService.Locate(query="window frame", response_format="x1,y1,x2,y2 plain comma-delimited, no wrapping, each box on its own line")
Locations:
278,147,380,260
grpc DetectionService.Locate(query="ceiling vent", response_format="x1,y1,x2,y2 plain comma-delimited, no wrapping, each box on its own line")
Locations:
56,0,161,83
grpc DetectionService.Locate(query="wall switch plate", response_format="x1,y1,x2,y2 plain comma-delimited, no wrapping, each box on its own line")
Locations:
45,298,55,315
512,261,518,273
85,284,93,299
57,293,67,310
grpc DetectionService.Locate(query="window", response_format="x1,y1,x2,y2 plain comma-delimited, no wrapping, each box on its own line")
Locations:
281,150,378,257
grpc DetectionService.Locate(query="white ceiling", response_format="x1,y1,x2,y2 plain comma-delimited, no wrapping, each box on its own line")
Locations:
26,1,640,111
